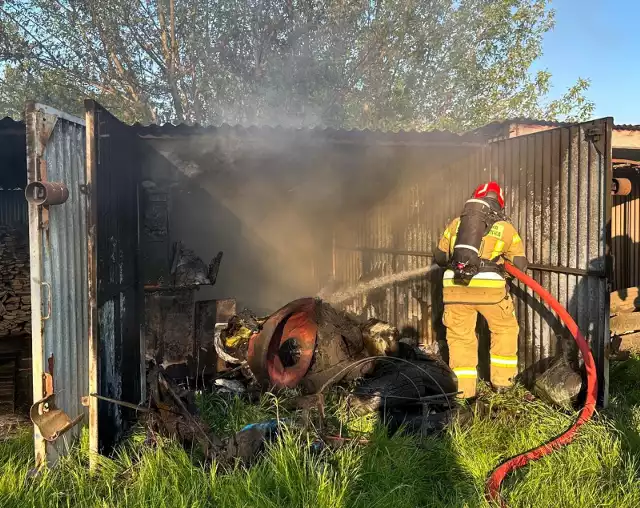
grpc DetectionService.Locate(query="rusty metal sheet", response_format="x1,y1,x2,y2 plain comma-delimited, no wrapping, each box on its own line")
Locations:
332,119,612,405
85,100,143,456
25,102,88,467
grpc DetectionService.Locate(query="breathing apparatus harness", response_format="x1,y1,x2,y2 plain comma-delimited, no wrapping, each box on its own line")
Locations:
450,197,508,285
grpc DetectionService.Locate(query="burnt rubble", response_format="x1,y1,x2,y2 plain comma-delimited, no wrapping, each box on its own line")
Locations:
89,293,467,468
122,298,461,465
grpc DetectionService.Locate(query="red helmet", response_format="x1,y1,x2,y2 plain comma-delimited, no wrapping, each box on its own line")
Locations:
473,181,504,209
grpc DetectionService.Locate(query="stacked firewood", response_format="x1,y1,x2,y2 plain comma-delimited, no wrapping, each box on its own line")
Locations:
0,226,31,338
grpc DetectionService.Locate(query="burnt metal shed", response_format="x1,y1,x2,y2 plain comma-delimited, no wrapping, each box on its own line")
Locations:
134,122,485,313
132,117,615,407
3,100,619,467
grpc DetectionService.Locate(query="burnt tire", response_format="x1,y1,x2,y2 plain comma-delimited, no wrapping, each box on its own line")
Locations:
350,358,457,412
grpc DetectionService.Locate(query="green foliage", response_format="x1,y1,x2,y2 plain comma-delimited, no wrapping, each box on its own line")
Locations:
0,0,593,130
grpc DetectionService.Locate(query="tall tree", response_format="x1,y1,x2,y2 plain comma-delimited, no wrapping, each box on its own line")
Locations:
0,0,593,130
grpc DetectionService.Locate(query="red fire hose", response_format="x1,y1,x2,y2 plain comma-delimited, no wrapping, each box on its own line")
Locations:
485,263,598,506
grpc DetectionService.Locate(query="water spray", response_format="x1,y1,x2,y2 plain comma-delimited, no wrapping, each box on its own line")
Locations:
319,264,438,305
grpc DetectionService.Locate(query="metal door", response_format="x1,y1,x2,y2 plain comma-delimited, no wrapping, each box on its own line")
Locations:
489,118,613,405
26,103,89,467
85,100,143,456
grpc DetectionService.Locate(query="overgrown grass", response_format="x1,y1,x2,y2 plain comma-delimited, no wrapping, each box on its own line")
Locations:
2,357,640,507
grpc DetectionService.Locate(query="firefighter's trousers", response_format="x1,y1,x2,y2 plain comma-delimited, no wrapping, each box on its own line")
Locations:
443,295,519,398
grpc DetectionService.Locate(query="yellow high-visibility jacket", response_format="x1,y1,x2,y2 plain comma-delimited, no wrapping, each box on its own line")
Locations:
437,218,526,304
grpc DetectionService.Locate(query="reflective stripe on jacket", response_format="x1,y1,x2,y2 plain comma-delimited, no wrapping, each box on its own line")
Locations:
442,269,506,289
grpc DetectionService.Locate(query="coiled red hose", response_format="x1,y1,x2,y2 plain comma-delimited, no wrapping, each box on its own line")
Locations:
485,263,598,506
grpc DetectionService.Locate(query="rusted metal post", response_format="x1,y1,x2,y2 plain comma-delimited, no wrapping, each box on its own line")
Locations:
25,102,47,468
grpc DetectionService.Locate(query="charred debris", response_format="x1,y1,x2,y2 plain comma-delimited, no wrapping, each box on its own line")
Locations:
112,256,465,464
119,239,583,465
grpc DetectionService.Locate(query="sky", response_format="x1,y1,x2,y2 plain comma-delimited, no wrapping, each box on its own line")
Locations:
532,0,640,125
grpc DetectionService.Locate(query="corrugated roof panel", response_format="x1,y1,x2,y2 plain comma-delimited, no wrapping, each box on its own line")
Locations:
132,122,482,144
473,117,640,133
614,124,640,131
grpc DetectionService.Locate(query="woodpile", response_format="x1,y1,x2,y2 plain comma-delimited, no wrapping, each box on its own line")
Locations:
0,226,31,338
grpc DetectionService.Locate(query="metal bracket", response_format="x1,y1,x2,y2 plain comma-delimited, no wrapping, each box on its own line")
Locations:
584,122,607,156
527,263,607,278
585,125,603,142
30,393,84,442
37,113,58,155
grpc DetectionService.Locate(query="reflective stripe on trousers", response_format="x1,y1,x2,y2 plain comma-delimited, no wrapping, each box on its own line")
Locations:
453,368,478,379
452,368,478,399
443,295,519,397
490,355,518,367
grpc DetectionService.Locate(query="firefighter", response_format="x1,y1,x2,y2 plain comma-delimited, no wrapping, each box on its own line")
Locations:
434,182,528,399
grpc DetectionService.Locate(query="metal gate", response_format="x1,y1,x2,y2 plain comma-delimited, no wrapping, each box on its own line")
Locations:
489,118,612,405
333,119,612,404
26,103,89,466
86,100,143,456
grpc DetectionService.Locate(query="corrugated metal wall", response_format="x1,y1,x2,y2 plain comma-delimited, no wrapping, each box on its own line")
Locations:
612,180,640,291
333,119,611,402
489,120,611,402
26,103,88,466
0,190,28,226
333,144,488,349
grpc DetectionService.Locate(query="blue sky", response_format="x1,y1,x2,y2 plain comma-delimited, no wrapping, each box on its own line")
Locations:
532,0,640,124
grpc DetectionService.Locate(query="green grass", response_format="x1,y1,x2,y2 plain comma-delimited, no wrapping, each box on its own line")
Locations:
2,358,640,508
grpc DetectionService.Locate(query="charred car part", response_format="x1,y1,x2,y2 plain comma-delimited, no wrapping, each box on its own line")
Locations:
247,298,318,389
348,354,458,416
246,298,376,393
171,241,222,287
220,298,460,438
